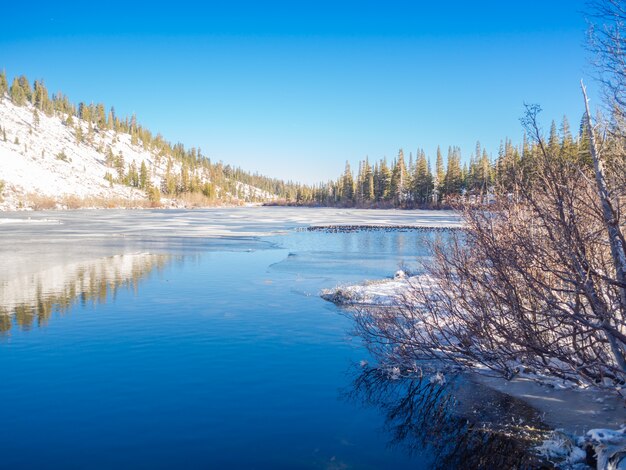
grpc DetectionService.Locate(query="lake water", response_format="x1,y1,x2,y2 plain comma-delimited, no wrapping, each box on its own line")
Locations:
0,207,550,469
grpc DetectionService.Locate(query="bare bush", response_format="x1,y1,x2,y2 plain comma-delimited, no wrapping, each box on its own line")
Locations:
352,102,626,389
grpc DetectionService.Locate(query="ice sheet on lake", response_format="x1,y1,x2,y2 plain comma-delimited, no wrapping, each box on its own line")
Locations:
0,207,460,285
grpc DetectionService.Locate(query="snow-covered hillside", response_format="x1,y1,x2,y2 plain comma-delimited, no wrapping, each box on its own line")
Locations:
0,96,275,210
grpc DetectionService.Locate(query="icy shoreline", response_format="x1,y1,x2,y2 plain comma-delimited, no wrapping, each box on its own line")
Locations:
322,273,626,469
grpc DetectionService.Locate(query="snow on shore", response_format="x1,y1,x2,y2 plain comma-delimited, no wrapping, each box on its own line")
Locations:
322,272,626,469
321,271,433,306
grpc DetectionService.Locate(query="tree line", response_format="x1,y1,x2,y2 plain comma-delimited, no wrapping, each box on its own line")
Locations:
279,116,591,208
0,70,597,209
0,71,304,203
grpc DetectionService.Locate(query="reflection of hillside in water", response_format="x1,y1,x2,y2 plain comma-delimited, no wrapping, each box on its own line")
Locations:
0,253,170,333
347,367,552,469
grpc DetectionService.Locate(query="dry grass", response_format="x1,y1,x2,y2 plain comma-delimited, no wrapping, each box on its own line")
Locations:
26,194,58,210
22,193,157,210
176,192,222,208
17,192,249,211
61,195,155,209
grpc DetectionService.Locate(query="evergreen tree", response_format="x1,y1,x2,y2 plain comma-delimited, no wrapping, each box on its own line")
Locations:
434,146,445,202
443,146,463,197
107,109,114,130
390,149,408,206
128,161,139,187
341,161,354,204
115,152,126,181
362,158,374,203
412,151,434,204
33,80,52,115
0,70,8,97
9,77,26,105
376,159,392,202
139,161,149,190
75,125,84,144
17,76,32,103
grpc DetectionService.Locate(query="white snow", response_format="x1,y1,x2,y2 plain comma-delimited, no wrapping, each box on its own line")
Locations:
535,431,587,467
320,272,434,306
0,98,146,208
430,371,446,385
537,427,626,469
0,96,275,210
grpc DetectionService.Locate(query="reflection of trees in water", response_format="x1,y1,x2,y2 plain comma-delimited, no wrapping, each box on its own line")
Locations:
0,254,174,333
347,367,553,469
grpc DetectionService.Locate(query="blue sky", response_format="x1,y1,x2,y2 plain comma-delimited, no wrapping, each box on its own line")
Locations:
1,1,597,183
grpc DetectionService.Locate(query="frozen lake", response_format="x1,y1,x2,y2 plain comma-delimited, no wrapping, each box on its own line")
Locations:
0,207,584,468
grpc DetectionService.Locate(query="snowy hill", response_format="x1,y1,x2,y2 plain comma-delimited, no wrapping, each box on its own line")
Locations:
0,95,276,210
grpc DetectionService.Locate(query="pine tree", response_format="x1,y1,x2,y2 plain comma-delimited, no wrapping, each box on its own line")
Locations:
412,151,434,204
434,146,445,202
390,149,408,206
107,109,114,130
341,161,354,204
362,158,374,203
33,80,52,114
9,77,26,105
443,146,463,197
96,104,106,129
17,76,32,103
75,124,84,144
560,115,577,162
0,70,8,97
139,161,149,190
179,163,191,193
377,159,392,202
78,102,93,123
115,152,126,181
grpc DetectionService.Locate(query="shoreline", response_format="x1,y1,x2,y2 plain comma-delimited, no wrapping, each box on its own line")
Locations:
322,273,626,467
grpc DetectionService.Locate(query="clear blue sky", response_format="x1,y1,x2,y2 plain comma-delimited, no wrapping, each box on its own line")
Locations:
1,0,598,183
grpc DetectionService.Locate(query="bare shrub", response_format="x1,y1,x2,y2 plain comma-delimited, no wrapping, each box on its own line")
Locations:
352,103,626,390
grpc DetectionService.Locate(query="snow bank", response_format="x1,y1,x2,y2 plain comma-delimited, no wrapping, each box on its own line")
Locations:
321,271,431,306
537,427,626,469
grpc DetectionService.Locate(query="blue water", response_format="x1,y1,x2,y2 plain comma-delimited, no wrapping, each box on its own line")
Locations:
0,208,541,469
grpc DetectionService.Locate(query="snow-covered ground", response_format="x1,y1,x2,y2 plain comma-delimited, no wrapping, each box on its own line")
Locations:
0,96,274,210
